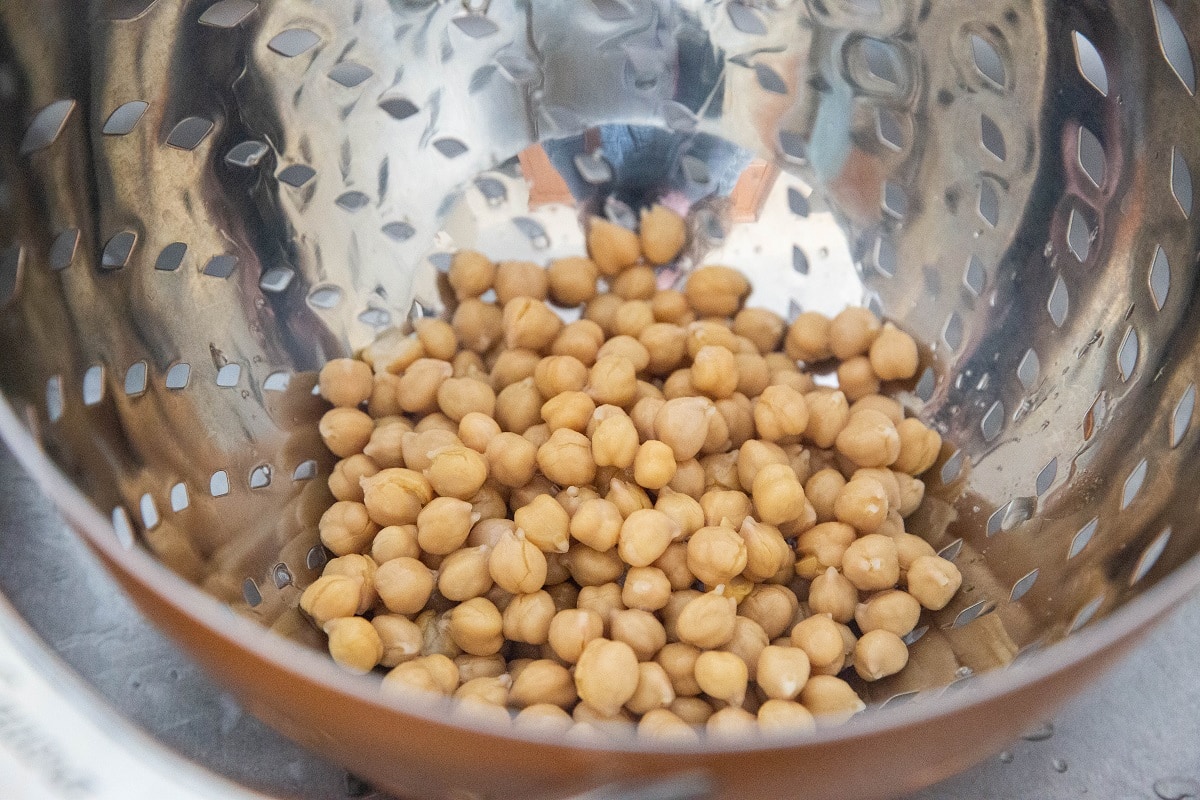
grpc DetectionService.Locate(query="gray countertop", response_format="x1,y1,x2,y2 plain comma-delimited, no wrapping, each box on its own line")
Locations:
1,443,1198,800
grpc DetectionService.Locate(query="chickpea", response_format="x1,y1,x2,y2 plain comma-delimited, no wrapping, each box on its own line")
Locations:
753,385,810,441
606,266,654,302
363,421,409,469
853,629,909,682
582,295,622,339
685,320,737,358
833,476,889,534
415,413,458,434
835,409,901,468
328,455,379,503
362,329,425,375
503,297,563,353
509,494,569,555
626,662,677,716
692,345,739,399
318,358,373,408
685,525,748,588
730,353,769,399
514,704,574,734
652,397,713,461
669,458,706,499
829,307,881,360
478,433,535,490
453,350,487,379
396,359,454,415
854,590,921,638
300,575,362,627
541,391,595,433
510,660,577,709
605,478,652,517
893,418,942,477
592,412,640,469
788,614,842,670
618,508,678,567
795,522,857,579
494,260,549,305
656,641,703,697
699,489,752,528
785,311,833,363
489,348,541,390
367,372,404,418
771,370,816,395
575,583,625,629
412,318,457,362
722,616,769,681
675,588,738,649
869,323,919,381
905,555,963,610
455,675,511,710
491,379,540,436
452,299,504,354
706,707,758,738
653,542,697,591
840,533,900,592
319,407,374,458
739,584,799,641
664,697,710,726
415,496,475,555
437,545,495,602
398,429,457,473
587,355,639,408
850,394,904,425
640,323,688,375
374,556,435,615
684,265,750,317
652,289,692,324
803,469,846,523
537,428,596,486
489,527,548,594
588,217,641,276
547,608,604,663
799,674,865,724
567,497,623,552
749,463,805,526
757,699,817,733
382,660,444,697
628,440,675,491
424,445,489,500
322,554,378,615
372,614,423,667
639,709,700,742
562,541,625,586
531,357,585,400
694,650,748,706
320,501,380,556
662,368,696,400
639,204,687,265
621,566,672,612
455,653,507,683
649,489,702,540
837,356,881,402
458,412,501,453
574,638,640,716
448,250,495,300
739,518,791,583
799,390,848,449
732,307,785,354
372,524,420,564
702,409,734,456
808,567,858,623
547,256,599,307
756,645,812,701
447,597,504,656
611,609,668,662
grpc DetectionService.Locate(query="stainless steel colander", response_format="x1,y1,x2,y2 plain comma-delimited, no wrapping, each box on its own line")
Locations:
2,1,1200,798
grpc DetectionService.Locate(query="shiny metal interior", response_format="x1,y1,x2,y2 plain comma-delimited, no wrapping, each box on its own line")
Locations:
1,0,1200,752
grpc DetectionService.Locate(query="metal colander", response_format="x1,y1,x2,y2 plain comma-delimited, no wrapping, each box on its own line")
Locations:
2,1,1200,798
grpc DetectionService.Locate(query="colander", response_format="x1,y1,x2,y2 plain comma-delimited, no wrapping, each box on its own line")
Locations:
2,0,1200,798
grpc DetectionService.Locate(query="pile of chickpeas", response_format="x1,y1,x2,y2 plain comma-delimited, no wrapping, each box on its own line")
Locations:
303,205,962,741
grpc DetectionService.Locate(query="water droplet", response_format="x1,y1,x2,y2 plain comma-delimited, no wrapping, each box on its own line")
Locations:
1052,758,1068,773
1022,722,1055,741
998,751,1014,764
1154,777,1200,800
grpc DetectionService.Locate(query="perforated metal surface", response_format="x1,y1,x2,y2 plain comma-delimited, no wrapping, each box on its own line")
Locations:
1,0,1200,778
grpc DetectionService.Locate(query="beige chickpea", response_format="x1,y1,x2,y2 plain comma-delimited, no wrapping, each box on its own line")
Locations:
685,320,738,359
692,345,739,399
454,653,507,683
592,412,640,469
717,394,755,449
837,356,881,402
886,533,935,572
597,334,650,372
686,525,748,587
494,260,549,305
731,441,784,494
381,660,443,696
416,496,475,555
458,412,501,454
800,675,866,724
790,613,845,671
372,524,420,564
500,590,556,645
893,418,942,476
552,319,605,364
653,489,704,540
738,518,791,583
618,509,679,567
537,428,596,486
854,629,909,682
795,522,857,579
757,699,816,733
533,355,588,398
362,329,425,375
367,372,404,418
324,617,384,674
484,432,538,488
850,394,904,424
638,709,700,743
547,256,599,307
413,317,457,362
503,297,563,353
835,409,901,468
448,250,495,301
771,370,816,395
732,307,785,354
651,289,692,324
447,597,504,656
437,546,494,602
398,429,457,473
514,704,574,734
840,534,901,592
650,643,700,701
631,440,676,491
509,660,577,709
541,391,596,433
740,584,800,640
547,608,604,664
753,384,810,441
513,494,570,554
328,454,380,503
454,675,511,710
869,323,920,381
854,467,901,509
668,697,713,726
372,614,423,668
575,582,625,628
829,307,882,360
322,554,378,615
300,575,363,627
675,588,738,649
568,498,623,551
694,651,749,706
583,293,623,338
396,359,454,415
648,396,714,463
803,390,850,449
889,476,922,521
833,476,889,534
319,501,380,556
363,420,409,469
699,489,752,528
756,645,812,701
855,589,922,637
562,541,625,586
668,458,706,499
415,413,458,434
621,566,672,612
732,352,771,398
424,445,489,500
705,707,758,738
684,265,750,317
702,408,734,456
609,266,657,301
661,368,696,400
556,485,600,517
588,217,642,276
374,557,435,615
640,204,687,265
587,355,639,408
626,662,677,716
722,616,769,681
574,638,640,716
808,567,858,623
453,349,488,378
489,348,541,390
804,469,847,523
640,323,688,375
495,377,546,435
906,555,963,610
785,311,833,363
611,609,668,662
653,542,697,591
605,477,652,517
319,407,375,458
452,299,504,354
319,358,374,408
489,527,548,594
629,396,664,442
751,464,806,526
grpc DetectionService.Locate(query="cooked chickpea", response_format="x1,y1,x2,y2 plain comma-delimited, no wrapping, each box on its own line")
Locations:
625,662,677,716
732,353,770,398
906,555,963,610
800,675,865,724
547,608,604,663
511,494,570,555
756,645,812,701
563,541,625,586
837,356,881,402
684,265,750,317
738,518,791,583
328,454,380,503
489,349,540,390
639,204,687,265
591,411,640,469
692,345,739,399
835,409,901,468
654,397,714,461
398,429,456,473
869,323,920,381
396,359,454,415
375,557,435,615
489,527,548,594
363,420,409,469
424,444,489,500
414,318,458,362
706,707,758,738
650,289,690,325
808,567,858,623
322,554,379,615
790,613,845,671
739,584,799,640
618,508,678,567
610,609,668,662
547,256,599,307
319,407,375,458
638,323,687,376
362,329,424,375
415,413,457,434
829,307,882,360
587,355,639,408
661,368,696,400
732,307,785,354
455,653,508,683
372,614,423,667
499,590,555,645
588,217,641,276
514,704,574,734
508,659,576,709
785,311,833,363
537,428,596,486
833,476,889,533
322,616,384,674
653,543,697,592
574,638,640,716
300,575,363,627
575,582,625,627
757,699,816,733
452,299,504,354
630,440,675,491
686,525,749,587
532,356,586,399
617,566,670,612
448,597,504,656
751,463,806,526
372,524,420,564
437,545,495,602
503,297,562,353
607,266,654,302
893,418,942,477
540,391,593,433
795,521,857,579
702,407,734,456
694,650,749,706
840,534,901,593
675,588,737,649
804,469,846,523
367,372,404,418
494,260,549,305
753,384,810,441
319,358,374,408
320,500,380,556
416,496,475,555
564,497,621,552
480,432,536,489
722,616,769,680
605,477,652,517
699,489,752,528
854,629,909,682
855,589,921,637
801,390,849,449
669,458,706,499
448,250,495,300
582,294,622,339
457,412,501,453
